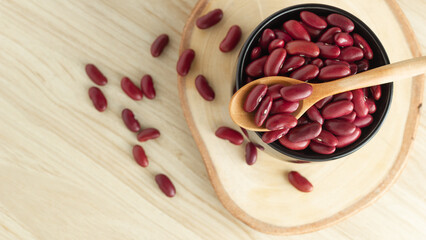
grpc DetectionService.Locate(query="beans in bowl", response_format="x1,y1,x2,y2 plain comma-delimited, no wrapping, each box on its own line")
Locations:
242,11,380,155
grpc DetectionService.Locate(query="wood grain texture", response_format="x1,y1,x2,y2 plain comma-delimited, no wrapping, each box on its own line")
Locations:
0,0,424,239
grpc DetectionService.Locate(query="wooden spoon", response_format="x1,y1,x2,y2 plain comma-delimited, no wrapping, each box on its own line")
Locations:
229,56,426,132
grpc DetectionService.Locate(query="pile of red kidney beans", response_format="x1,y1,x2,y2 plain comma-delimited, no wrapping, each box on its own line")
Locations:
241,11,381,157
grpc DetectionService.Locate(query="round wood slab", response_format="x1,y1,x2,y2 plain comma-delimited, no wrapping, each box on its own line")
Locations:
178,0,424,235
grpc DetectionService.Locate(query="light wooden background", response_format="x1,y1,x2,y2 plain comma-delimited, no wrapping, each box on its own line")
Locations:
0,0,424,239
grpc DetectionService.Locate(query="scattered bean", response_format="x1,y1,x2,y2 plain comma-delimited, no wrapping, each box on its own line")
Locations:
288,171,313,192
195,75,215,101
245,142,257,165
177,49,195,76
220,25,242,52
137,128,160,142
155,174,176,197
121,77,143,100
85,64,107,86
196,9,223,29
150,34,169,57
215,127,244,145
88,87,107,112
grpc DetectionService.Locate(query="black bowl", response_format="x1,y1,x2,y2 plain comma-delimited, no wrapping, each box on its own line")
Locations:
235,4,393,162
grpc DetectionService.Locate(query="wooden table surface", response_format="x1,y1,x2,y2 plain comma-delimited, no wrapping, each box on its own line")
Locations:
0,0,424,239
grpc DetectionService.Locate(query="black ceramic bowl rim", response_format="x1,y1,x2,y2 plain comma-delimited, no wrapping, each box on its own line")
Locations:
235,3,393,162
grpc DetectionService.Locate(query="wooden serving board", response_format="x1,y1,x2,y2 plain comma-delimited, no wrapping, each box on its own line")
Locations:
178,0,424,235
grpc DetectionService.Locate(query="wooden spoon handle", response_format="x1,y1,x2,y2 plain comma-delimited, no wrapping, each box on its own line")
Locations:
318,56,426,96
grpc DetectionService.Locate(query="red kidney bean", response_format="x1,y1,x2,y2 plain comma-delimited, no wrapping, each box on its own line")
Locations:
155,174,176,197
215,127,244,145
333,91,353,101
133,145,148,168
324,59,350,67
370,85,381,100
363,86,369,97
309,141,336,154
326,13,354,32
240,127,249,139
288,171,313,192
339,47,364,62
245,56,268,77
349,63,358,75
336,127,361,148
307,106,324,125
285,40,320,57
245,142,257,165
289,64,319,81
297,116,310,125
270,99,299,114
244,84,268,112
311,58,324,68
251,46,262,60
262,128,289,143
300,22,322,39
353,33,373,60
268,39,285,53
265,113,297,130
318,65,351,81
287,122,321,142
316,42,341,59
85,64,107,86
122,108,141,132
283,20,310,41
220,25,242,52
196,9,223,29
354,114,373,128
121,77,143,100
300,11,327,29
264,48,287,76
266,84,284,100
352,89,369,117
324,119,356,136
280,83,313,102
339,111,356,122
322,100,354,119
140,74,156,99
137,128,160,142
334,32,353,47
356,59,370,72
195,75,215,101
280,56,305,74
366,98,376,114
317,27,342,43
88,87,107,112
260,29,276,49
254,96,272,126
313,129,338,147
279,135,310,150
356,59,369,72
176,49,195,76
315,96,333,109
150,34,169,57
274,29,293,42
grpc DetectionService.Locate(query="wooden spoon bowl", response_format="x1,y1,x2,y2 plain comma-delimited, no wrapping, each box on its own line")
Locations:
230,57,426,132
